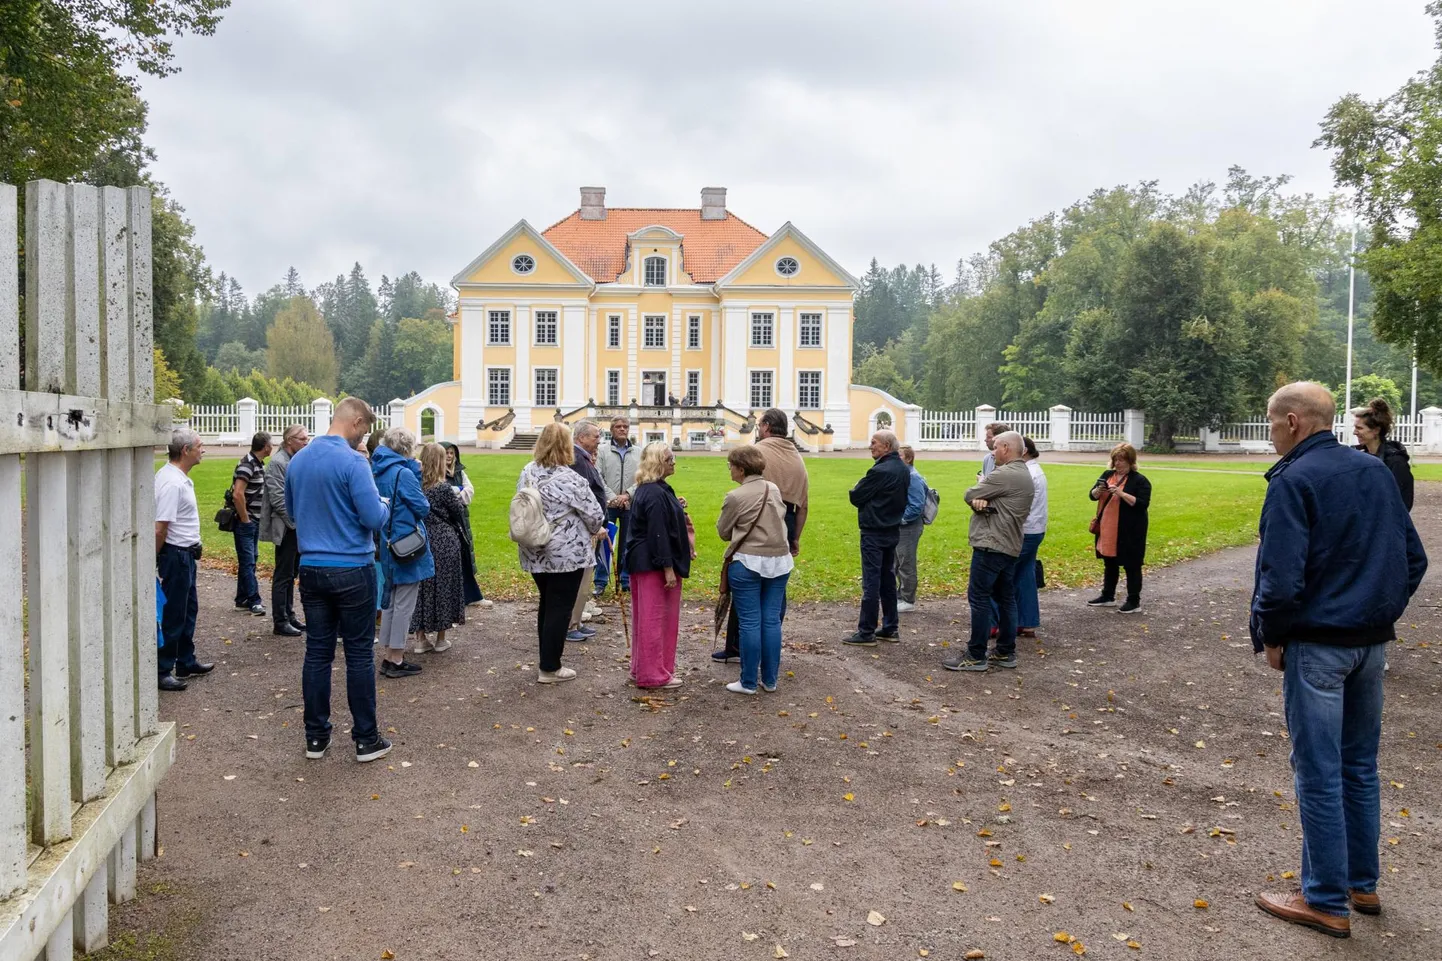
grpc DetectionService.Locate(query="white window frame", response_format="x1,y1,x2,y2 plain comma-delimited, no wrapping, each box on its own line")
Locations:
533,309,558,346
748,369,775,410
687,430,708,450
686,314,702,350
487,309,512,346
607,314,622,349
774,256,801,278
643,255,667,287
510,253,536,275
605,368,622,406
750,311,774,348
640,369,668,406
486,366,512,406
684,369,701,406
797,369,823,409
644,430,667,445
642,314,667,350
798,311,824,349
533,367,558,407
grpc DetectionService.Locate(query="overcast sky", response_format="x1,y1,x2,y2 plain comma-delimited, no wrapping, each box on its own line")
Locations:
138,0,1435,296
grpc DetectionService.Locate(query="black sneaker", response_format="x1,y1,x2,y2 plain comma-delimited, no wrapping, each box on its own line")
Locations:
1118,599,1143,614
305,736,330,760
355,736,392,763
842,631,878,647
379,659,423,678
1086,596,1117,607
274,622,303,637
875,629,900,643
711,651,740,664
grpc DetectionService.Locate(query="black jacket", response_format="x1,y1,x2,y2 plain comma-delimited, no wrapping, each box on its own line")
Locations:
849,451,910,531
1355,439,1414,512
570,445,608,514
1090,469,1151,565
625,480,691,578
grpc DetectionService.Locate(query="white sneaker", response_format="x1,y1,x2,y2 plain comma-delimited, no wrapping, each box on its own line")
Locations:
726,680,757,695
431,638,452,653
584,600,602,616
479,599,494,609
896,600,917,613
537,667,577,684
661,677,684,689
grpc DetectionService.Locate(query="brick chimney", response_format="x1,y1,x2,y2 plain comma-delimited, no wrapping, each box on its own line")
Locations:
700,186,727,221
580,186,606,220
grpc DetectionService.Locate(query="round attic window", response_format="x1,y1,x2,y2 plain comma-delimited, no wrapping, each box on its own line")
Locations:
775,256,800,277
511,254,536,275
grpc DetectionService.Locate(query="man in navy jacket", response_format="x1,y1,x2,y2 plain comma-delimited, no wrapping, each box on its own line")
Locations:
842,430,910,647
1251,382,1426,938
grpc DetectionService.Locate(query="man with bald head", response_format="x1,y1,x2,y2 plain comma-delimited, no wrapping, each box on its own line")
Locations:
842,429,910,647
944,430,1034,672
1251,382,1426,937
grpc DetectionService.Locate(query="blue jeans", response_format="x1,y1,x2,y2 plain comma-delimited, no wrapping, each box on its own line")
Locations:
967,548,1016,661
730,561,790,689
233,520,261,607
1011,532,1045,629
299,565,380,744
157,544,199,676
1283,640,1386,915
858,528,899,635
594,508,629,592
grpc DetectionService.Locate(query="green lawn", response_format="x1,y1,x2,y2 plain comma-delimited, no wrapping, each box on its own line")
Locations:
174,452,1268,602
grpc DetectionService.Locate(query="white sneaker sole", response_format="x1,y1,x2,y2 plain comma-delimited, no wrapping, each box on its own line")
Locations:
356,743,391,763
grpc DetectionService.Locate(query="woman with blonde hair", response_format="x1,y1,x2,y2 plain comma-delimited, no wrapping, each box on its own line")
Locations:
409,443,468,653
1086,442,1151,614
625,442,691,689
516,423,605,683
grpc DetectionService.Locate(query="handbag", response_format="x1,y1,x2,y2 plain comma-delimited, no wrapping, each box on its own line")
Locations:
1087,478,1112,535
1034,558,1046,589
385,476,428,563
713,491,771,639
214,488,237,533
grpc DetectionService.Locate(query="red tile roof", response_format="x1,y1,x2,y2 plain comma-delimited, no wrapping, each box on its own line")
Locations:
542,208,769,284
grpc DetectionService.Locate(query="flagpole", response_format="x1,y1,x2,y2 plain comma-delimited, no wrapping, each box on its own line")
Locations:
1412,340,1419,417
1344,220,1356,421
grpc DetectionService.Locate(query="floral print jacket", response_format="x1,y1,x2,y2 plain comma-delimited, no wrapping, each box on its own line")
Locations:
516,462,605,574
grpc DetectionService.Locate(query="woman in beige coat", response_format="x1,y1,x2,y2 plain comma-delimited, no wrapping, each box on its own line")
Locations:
716,446,793,694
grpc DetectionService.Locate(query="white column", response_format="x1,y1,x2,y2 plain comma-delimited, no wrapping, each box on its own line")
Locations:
825,308,849,406
722,305,747,408
1050,404,1071,451
670,306,682,406
562,305,585,408
1421,405,1442,453
458,303,487,436
902,406,921,446
1124,409,1146,449
626,306,638,403
974,404,995,451
236,397,258,444
389,398,407,434
585,307,597,402
710,312,722,406
514,306,532,409
778,306,795,410
311,397,332,436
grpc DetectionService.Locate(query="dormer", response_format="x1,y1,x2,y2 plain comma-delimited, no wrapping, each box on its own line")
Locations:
624,225,693,287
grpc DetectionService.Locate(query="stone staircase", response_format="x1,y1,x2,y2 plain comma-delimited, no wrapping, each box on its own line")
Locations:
502,431,540,451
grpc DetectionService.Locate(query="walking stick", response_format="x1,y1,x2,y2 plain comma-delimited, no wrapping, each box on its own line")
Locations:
608,525,631,654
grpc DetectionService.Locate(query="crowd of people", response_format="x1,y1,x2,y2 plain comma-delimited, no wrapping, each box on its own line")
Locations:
152,388,1427,938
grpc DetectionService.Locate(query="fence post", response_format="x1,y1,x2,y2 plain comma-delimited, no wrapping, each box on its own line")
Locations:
1199,427,1220,452
902,407,921,446
235,397,258,444
1124,409,1146,449
311,397,332,436
1421,406,1442,453
388,398,407,434
974,404,996,451
1050,405,1072,451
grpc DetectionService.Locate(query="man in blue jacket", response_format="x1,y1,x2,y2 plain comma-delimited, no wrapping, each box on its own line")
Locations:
285,397,392,764
1251,382,1427,938
842,430,910,647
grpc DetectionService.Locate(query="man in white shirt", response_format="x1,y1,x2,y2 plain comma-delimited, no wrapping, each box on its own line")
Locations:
155,428,213,691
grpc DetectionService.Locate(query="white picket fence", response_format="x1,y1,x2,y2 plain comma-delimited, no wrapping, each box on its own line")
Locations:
175,398,394,445
1071,410,1127,445
1,181,176,959
916,405,1140,451
1217,413,1439,452
186,404,238,438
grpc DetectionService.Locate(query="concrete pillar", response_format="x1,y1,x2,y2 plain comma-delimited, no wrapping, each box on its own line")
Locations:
902,406,920,446
974,404,996,451
235,397,258,444
311,397,332,436
1050,405,1072,451
1421,406,1442,452
388,398,406,435
1123,409,1146,449
1199,427,1221,452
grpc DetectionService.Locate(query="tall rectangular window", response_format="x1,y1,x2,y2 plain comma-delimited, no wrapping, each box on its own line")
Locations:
606,370,621,405
643,314,667,349
799,312,823,348
487,368,511,406
687,315,702,349
534,368,558,407
643,256,667,286
685,370,701,406
750,312,774,348
607,315,621,349
488,310,511,346
798,370,822,408
534,310,558,345
749,370,773,409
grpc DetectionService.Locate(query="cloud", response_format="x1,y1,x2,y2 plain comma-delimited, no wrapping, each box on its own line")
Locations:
137,0,1435,295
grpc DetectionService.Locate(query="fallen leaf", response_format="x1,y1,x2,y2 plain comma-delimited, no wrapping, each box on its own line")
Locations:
952,881,968,892
1127,941,1141,950
742,932,759,942
965,952,985,960
381,952,395,960
843,793,855,802
998,803,1011,812
810,882,825,891
1054,932,1073,943
317,906,331,912
832,938,858,947
989,858,1003,867
1072,942,1087,956
467,761,479,768
774,946,789,959
1280,870,1295,879
223,775,236,781
1194,899,1209,909
867,910,887,926
1039,893,1055,904
1122,902,1133,912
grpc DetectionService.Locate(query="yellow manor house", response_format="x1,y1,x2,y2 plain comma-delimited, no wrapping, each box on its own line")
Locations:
398,187,912,450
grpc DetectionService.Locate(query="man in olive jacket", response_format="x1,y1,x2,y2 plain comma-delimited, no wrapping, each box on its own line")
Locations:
842,430,910,647
944,430,1034,672
260,424,310,636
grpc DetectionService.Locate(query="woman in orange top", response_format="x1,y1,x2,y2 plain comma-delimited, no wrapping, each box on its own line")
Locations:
1086,443,1151,614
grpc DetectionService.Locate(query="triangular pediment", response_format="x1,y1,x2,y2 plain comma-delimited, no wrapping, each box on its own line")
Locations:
452,220,594,287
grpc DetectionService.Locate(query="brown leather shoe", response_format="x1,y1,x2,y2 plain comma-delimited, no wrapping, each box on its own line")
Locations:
1349,890,1381,915
1255,891,1350,938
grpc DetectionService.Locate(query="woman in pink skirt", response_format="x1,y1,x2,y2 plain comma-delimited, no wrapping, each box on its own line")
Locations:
624,442,691,689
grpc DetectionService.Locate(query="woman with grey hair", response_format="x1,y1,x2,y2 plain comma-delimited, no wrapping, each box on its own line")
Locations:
371,426,433,677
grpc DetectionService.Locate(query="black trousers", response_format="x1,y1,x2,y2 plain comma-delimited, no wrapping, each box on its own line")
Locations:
533,569,584,673
723,504,797,657
1102,558,1143,603
272,526,300,628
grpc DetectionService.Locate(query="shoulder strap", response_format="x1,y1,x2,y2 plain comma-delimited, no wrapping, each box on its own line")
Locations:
724,486,770,565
